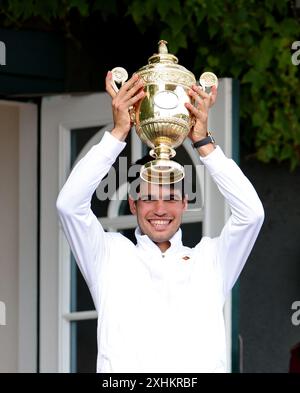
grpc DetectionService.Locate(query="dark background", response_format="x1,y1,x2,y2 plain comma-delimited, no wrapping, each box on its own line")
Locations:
240,157,300,373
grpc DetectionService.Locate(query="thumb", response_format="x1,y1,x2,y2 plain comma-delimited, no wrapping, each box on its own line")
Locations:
105,71,117,98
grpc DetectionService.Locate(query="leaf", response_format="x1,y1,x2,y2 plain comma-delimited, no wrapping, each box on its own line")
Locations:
278,18,299,37
255,34,275,71
93,0,117,15
171,0,182,15
166,32,187,53
242,69,262,85
165,12,186,35
157,0,171,19
207,55,219,68
279,144,294,161
68,0,89,17
127,1,144,25
208,22,219,38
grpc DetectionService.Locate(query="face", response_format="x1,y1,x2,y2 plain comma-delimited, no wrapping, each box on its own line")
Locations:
128,181,188,245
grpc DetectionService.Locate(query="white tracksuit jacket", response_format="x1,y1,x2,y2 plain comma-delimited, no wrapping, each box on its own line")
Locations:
56,131,264,373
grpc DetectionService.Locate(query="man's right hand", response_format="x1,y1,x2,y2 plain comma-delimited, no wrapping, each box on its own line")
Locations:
105,71,145,141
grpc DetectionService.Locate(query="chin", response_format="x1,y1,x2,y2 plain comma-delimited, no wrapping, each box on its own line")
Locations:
148,228,175,243
149,234,170,243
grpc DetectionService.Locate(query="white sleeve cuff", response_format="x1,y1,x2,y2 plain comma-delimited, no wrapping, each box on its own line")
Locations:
199,145,230,176
98,131,127,161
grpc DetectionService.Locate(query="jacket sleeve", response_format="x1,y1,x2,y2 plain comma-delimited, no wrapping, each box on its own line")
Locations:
56,131,126,291
200,146,265,297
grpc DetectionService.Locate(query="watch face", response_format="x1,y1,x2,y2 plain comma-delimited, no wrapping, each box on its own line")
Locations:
207,132,215,144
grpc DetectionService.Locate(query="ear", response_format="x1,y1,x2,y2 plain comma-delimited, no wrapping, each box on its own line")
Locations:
183,194,188,211
128,196,137,215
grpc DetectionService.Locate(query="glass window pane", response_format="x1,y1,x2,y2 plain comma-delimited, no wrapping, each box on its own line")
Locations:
71,255,95,312
70,319,97,373
120,228,137,244
181,222,202,248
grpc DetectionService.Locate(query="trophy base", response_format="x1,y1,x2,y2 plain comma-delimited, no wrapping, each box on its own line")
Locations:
140,159,185,185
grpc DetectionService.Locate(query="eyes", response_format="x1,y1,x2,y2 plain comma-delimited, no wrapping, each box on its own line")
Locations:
139,194,182,202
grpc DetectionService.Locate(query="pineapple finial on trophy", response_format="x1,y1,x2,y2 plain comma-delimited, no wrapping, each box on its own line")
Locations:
158,40,168,54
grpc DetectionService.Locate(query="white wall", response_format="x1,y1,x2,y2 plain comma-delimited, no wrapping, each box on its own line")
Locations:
0,101,37,373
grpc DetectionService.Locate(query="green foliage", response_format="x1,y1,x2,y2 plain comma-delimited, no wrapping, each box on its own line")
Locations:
1,0,300,169
127,0,300,169
0,0,117,27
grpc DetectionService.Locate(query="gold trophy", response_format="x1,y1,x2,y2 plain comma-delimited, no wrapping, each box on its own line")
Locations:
111,40,218,184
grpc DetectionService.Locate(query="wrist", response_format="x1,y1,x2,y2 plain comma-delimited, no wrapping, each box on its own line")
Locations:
111,127,129,142
191,132,207,144
193,131,216,157
196,143,215,157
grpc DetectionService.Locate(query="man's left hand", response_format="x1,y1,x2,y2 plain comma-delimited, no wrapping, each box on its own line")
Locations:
185,85,217,143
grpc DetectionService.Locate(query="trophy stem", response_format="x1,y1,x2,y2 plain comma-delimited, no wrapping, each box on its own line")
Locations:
140,144,185,185
149,144,176,160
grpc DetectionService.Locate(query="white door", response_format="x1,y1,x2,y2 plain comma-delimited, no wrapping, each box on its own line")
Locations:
40,79,234,372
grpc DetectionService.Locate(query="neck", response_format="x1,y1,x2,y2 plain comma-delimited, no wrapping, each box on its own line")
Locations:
155,240,171,253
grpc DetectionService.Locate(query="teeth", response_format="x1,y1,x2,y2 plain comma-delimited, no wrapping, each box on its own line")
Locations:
149,220,170,225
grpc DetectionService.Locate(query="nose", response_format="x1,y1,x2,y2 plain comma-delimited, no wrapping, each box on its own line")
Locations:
153,199,168,216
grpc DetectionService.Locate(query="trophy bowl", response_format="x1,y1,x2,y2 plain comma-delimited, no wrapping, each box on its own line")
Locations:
111,40,217,184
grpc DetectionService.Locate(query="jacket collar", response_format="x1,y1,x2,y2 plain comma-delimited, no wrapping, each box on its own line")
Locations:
135,226,183,256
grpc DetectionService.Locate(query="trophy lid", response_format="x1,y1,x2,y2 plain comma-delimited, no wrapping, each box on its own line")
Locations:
148,40,179,64
137,40,196,88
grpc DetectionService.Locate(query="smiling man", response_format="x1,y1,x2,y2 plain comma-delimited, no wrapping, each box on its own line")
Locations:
128,179,188,253
56,71,264,373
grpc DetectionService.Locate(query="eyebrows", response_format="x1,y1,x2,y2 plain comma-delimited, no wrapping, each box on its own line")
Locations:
139,191,183,201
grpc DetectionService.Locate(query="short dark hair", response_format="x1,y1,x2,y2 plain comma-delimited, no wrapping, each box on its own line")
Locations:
128,154,185,200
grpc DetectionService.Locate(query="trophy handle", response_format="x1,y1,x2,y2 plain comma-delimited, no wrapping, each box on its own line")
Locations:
111,67,136,124
199,72,218,94
111,67,128,93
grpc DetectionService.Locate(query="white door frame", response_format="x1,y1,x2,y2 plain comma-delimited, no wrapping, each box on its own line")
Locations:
18,101,38,372
40,93,113,372
205,78,233,371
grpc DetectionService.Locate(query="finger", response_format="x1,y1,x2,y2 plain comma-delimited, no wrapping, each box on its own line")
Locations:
118,73,140,97
127,89,146,106
209,85,218,107
188,88,210,111
188,89,203,107
185,101,206,119
105,71,117,98
123,78,144,102
192,84,210,100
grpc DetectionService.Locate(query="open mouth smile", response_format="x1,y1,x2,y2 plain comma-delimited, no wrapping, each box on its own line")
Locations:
148,219,173,230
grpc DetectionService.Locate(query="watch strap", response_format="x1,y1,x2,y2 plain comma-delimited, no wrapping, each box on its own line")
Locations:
193,132,215,149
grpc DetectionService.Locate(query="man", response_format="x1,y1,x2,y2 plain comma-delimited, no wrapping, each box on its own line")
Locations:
56,71,264,372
